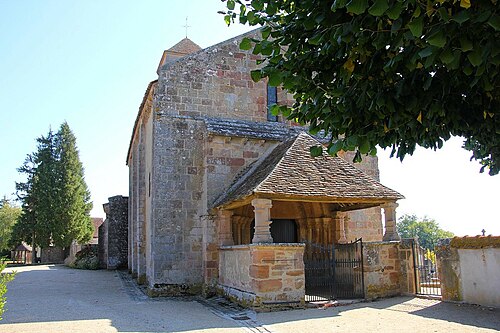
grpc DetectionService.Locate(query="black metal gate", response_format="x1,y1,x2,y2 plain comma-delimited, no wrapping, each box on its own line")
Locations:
304,239,364,301
412,240,441,297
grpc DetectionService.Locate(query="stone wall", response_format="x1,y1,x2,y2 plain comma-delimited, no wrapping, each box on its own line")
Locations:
363,241,409,299
100,195,129,269
206,135,277,206
219,244,305,310
148,117,205,295
436,236,500,308
40,246,67,264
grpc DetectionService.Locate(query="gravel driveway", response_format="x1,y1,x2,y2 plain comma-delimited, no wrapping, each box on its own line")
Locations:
1,265,498,333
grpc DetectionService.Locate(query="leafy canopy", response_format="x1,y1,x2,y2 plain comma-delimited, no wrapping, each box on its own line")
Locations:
397,214,454,248
0,198,22,253
221,0,499,174
0,263,15,321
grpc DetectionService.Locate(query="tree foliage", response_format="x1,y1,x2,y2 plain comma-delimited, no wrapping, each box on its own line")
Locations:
0,262,15,321
221,0,500,175
397,214,454,248
0,198,22,253
15,122,93,250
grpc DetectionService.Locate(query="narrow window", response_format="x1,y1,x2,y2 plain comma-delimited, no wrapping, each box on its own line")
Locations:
267,85,278,122
148,172,151,197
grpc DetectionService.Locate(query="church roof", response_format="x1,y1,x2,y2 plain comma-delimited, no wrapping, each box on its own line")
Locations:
204,117,305,141
213,132,404,209
167,37,202,54
126,80,157,165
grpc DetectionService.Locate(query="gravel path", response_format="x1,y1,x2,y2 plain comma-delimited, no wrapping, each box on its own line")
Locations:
1,265,498,333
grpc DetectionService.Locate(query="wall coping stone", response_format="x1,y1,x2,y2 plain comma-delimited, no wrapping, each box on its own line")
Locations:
220,243,306,251
364,241,401,245
449,236,500,249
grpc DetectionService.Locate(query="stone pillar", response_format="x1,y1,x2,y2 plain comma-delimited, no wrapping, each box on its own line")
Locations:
218,209,234,246
251,198,273,243
333,211,347,244
382,202,401,241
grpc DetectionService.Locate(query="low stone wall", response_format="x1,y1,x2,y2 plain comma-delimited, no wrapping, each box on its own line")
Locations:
218,243,305,310
40,246,67,264
363,241,414,299
436,236,500,308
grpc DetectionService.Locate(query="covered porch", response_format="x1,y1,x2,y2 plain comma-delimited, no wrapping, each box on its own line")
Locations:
209,133,404,309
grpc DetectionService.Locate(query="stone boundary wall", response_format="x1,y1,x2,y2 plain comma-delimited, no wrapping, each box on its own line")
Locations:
100,195,129,270
218,243,305,311
363,240,415,299
436,236,500,308
40,246,67,264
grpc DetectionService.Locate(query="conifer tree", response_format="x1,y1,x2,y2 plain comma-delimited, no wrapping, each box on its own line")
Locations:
15,123,93,251
14,130,58,252
53,122,93,246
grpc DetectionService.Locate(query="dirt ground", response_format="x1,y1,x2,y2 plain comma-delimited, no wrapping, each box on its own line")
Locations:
1,265,498,333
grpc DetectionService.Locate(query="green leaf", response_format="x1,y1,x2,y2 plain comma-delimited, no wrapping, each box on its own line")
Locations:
359,138,371,154
452,10,470,24
463,65,473,75
308,33,323,45
488,15,500,31
386,2,403,20
439,49,454,64
327,140,343,155
269,104,280,116
261,26,272,39
251,0,264,11
224,15,231,26
247,11,258,24
239,37,252,50
250,70,262,82
460,38,473,52
227,0,235,10
427,31,446,48
346,0,369,15
310,146,323,157
467,50,483,67
408,16,424,37
268,71,282,86
368,0,389,16
418,46,434,58
303,18,316,30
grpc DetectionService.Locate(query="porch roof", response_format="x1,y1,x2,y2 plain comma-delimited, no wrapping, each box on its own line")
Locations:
212,132,404,210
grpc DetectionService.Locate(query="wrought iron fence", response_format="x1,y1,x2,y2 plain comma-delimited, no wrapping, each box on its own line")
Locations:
304,239,364,302
412,239,441,297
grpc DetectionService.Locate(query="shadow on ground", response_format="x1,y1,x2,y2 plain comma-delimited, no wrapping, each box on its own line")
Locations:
1,265,241,333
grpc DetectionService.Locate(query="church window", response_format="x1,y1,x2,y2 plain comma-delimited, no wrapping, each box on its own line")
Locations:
267,85,278,122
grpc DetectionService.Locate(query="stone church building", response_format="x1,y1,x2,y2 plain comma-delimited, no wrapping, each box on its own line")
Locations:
127,30,404,307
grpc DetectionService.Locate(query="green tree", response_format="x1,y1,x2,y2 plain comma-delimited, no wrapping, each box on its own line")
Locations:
0,263,15,321
397,214,454,249
221,0,499,175
0,198,22,253
14,130,58,252
52,122,93,247
15,123,93,251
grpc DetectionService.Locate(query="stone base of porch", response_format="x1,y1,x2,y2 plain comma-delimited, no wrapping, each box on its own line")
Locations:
217,284,305,311
146,283,203,297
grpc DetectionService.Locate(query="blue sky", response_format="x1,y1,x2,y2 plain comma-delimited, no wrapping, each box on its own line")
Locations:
1,1,498,236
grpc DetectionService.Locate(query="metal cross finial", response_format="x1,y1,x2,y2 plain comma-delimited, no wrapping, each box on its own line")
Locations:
182,17,191,38
482,229,486,236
